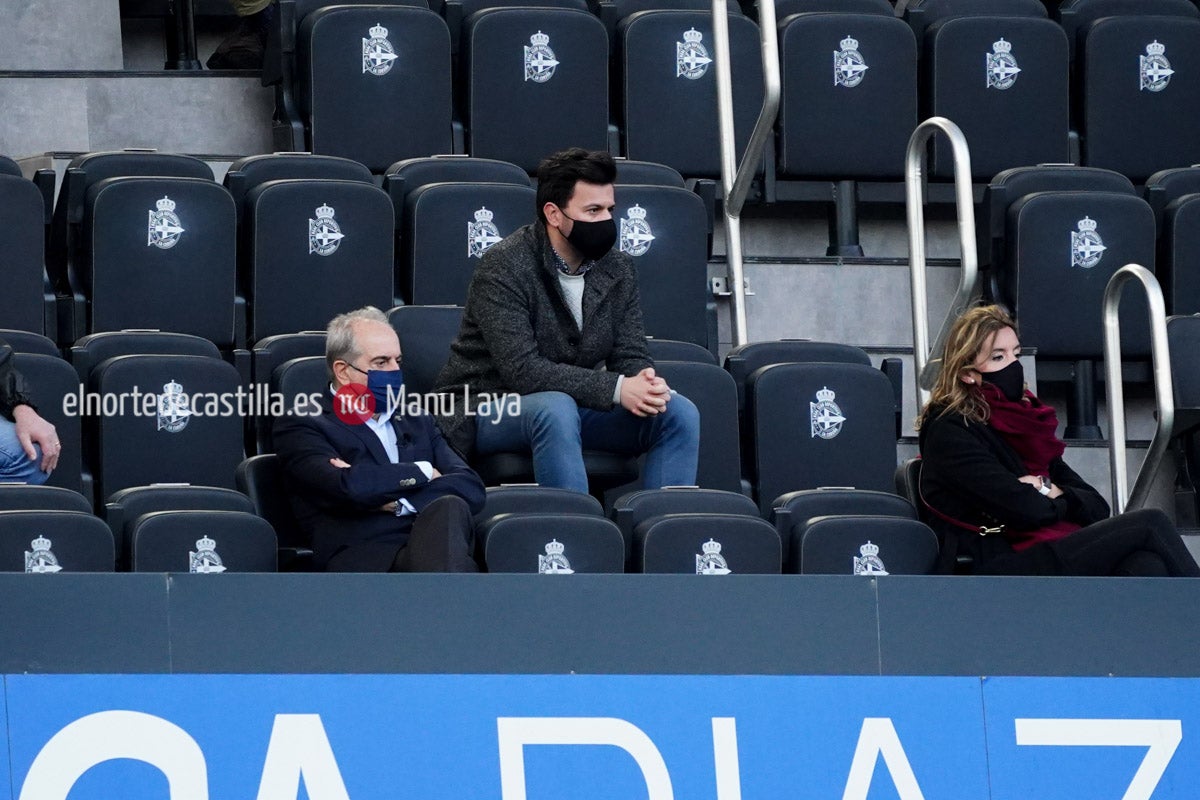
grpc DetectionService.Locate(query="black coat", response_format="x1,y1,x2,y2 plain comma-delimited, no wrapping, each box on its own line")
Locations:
434,221,653,456
918,405,1110,568
273,393,486,570
0,339,34,421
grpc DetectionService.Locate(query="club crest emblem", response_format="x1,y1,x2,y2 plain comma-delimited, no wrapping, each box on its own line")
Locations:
1140,40,1173,92
308,203,344,256
24,536,62,574
696,538,731,575
157,379,192,433
524,31,558,83
147,196,184,250
833,35,868,88
986,38,1020,90
677,28,712,80
618,204,655,256
853,541,889,576
189,535,227,574
362,23,398,76
538,539,574,574
1070,216,1106,269
810,386,846,440
467,206,503,258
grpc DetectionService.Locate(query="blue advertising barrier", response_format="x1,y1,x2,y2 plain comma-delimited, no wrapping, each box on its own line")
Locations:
3,674,1199,799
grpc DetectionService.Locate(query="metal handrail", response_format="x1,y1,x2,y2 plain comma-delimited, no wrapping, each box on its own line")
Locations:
1103,265,1174,514
712,0,780,347
905,117,978,413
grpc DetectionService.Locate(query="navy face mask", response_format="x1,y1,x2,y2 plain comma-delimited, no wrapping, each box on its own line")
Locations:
348,363,404,414
563,213,617,261
982,359,1024,402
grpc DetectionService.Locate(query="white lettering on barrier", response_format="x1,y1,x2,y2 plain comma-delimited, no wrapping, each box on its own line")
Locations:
256,714,351,800
841,718,927,800
1015,718,1182,800
497,717,675,799
18,710,209,800
711,717,743,800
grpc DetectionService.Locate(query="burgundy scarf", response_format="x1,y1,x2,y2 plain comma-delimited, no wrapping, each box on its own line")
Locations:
980,383,1079,549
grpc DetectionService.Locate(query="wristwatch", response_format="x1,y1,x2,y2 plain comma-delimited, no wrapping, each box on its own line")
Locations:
1037,476,1052,496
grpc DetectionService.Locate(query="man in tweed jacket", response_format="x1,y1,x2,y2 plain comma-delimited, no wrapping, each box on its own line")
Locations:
434,149,699,493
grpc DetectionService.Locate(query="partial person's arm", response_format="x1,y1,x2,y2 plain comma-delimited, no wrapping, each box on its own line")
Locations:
1,343,59,472
396,417,486,515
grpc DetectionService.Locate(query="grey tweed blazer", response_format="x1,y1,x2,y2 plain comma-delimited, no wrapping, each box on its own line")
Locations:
434,221,653,456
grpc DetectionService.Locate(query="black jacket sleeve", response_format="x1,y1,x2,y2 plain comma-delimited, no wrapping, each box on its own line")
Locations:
0,341,35,421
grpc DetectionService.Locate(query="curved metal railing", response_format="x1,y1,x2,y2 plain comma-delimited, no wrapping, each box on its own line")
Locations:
712,0,780,347
1103,264,1174,514
905,117,979,412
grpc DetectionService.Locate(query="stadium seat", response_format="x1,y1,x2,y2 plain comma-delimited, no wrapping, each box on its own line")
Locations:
261,356,328,453
633,513,781,573
0,329,59,358
236,453,314,571
0,174,53,335
398,181,536,305
475,484,603,525
88,354,245,501
130,509,278,573
747,361,897,513
893,457,924,517
1158,194,1200,317
0,510,114,572
387,305,463,397
251,332,326,452
461,7,609,171
612,486,757,562
12,353,86,497
223,153,375,207
617,9,763,178
480,512,624,572
614,158,688,188
776,3,917,180
384,155,531,230
798,515,939,575
103,484,256,570
0,485,91,513
444,0,588,52
645,338,717,365
69,330,224,384
652,361,742,493
278,1,453,171
770,486,917,572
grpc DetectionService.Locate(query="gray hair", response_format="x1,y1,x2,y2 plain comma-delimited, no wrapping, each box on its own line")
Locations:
326,306,389,380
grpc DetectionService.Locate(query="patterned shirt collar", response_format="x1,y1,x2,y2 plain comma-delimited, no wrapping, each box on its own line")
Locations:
551,246,595,277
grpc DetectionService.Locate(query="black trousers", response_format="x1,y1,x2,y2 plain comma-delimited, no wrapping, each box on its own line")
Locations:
390,495,479,573
979,509,1200,577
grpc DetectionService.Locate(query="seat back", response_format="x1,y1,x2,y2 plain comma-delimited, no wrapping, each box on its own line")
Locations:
748,362,897,513
634,513,781,573
0,485,90,513
462,8,609,171
1159,194,1200,316
297,4,452,171
262,356,329,453
242,178,394,341
70,330,223,384
400,182,536,304
82,177,237,346
799,515,939,575
777,11,917,179
475,484,603,526
0,510,114,572
1168,315,1200,419
724,339,872,411
1146,167,1200,230
614,184,711,348
388,305,464,396
1056,0,1198,60
652,362,742,493
618,10,763,177
12,353,85,495
89,354,245,500
771,486,916,571
385,156,531,229
645,338,717,365
613,159,686,188
481,513,624,572
252,333,326,452
1000,190,1155,359
894,457,923,514
236,454,312,569
223,153,374,208
131,510,277,573
0,175,49,335
103,484,255,570
903,0,1047,45
1,330,59,357
612,486,757,547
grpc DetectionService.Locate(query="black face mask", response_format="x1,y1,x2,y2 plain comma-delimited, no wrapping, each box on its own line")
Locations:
562,213,617,262
982,359,1025,402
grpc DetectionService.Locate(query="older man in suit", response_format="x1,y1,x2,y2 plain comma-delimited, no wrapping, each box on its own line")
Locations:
274,307,485,572
435,148,699,494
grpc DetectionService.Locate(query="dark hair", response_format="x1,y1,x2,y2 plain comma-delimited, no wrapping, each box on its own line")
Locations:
535,148,617,223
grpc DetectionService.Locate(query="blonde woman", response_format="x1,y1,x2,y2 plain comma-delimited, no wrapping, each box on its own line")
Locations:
917,305,1199,576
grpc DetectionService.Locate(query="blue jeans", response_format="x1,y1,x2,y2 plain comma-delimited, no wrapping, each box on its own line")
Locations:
0,418,50,485
475,391,700,494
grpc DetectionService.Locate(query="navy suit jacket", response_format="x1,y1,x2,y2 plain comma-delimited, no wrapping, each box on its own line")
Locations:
273,392,486,570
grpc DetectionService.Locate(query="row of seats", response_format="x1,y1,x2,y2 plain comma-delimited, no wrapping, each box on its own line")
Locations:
1,151,715,350
0,482,940,576
264,0,1200,182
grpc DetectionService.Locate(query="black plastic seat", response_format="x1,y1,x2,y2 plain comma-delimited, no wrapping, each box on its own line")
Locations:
103,484,256,570
799,515,939,575
475,484,603,526
617,9,763,178
251,332,326,453
771,486,917,572
388,305,463,396
69,330,224,384
645,338,717,365
384,155,531,230
481,513,624,573
612,486,756,562
461,7,609,171
11,353,86,496
130,509,278,572
0,485,91,513
633,513,781,573
262,356,328,454
236,453,314,571
223,153,374,208
652,361,742,494
0,174,52,336
0,329,59,357
0,510,114,572
1158,193,1200,316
